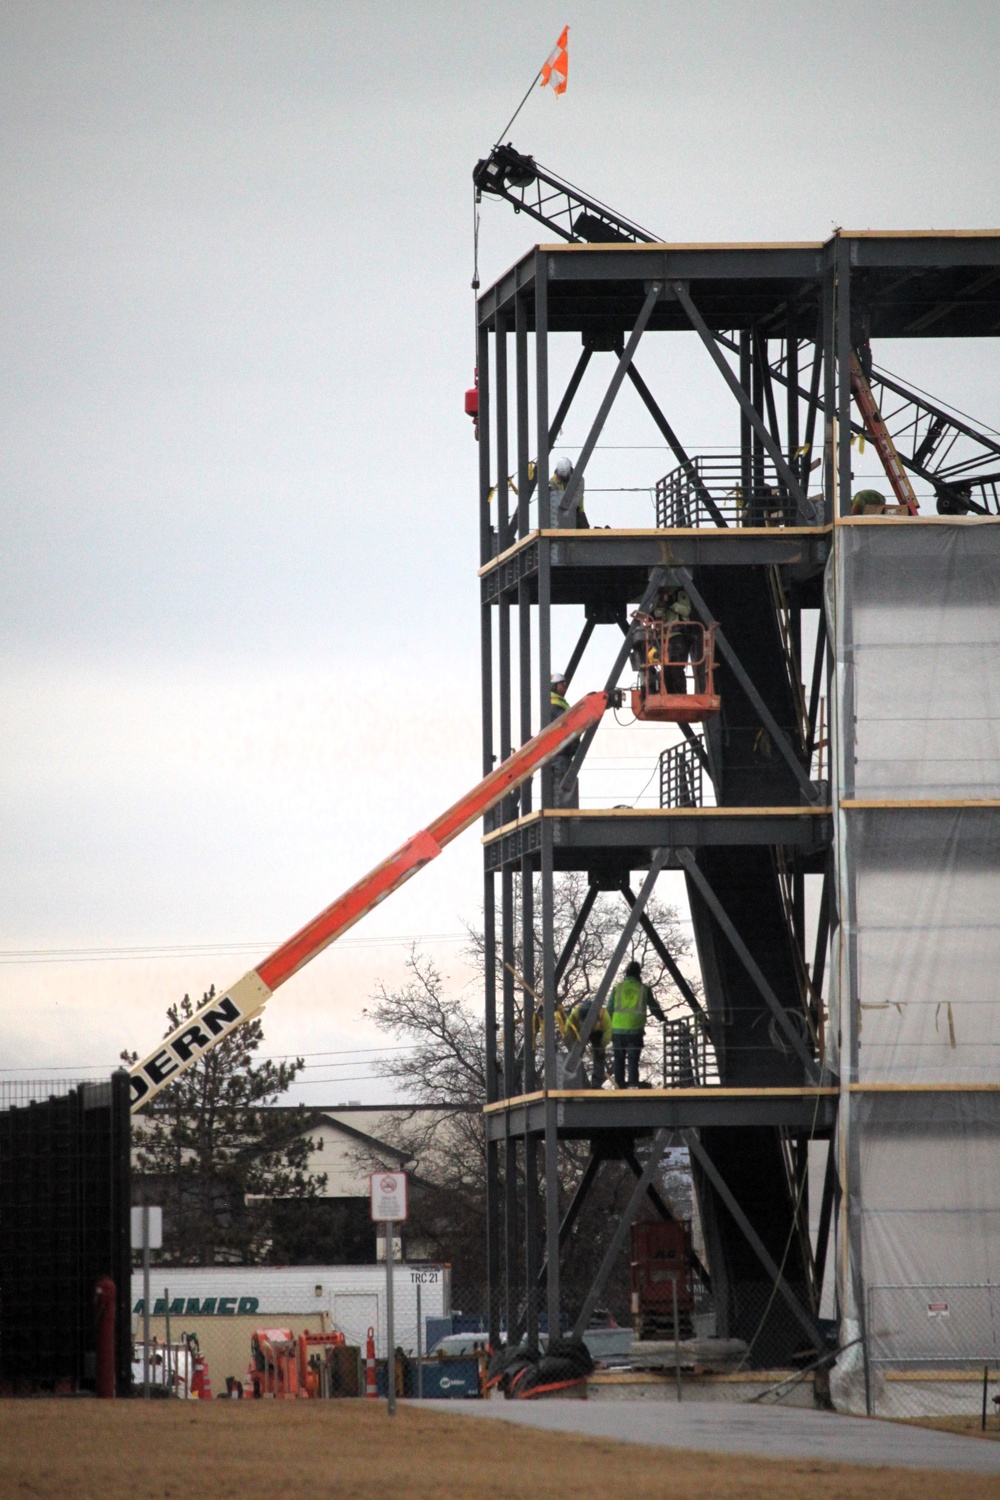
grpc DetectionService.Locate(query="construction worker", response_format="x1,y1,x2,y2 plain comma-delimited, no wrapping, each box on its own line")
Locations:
851,488,887,515
551,456,589,530
653,586,696,694
549,673,579,809
564,998,611,1088
608,959,665,1088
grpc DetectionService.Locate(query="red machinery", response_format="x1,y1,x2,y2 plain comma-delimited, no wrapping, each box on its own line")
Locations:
249,1327,346,1399
849,351,920,514
630,1221,696,1340
630,617,720,725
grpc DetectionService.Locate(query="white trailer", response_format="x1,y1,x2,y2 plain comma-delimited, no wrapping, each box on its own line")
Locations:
131,1262,450,1359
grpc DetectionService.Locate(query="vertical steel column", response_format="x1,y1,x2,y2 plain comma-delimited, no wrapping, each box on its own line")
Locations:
836,235,853,518
533,252,561,1338
502,863,518,1335
535,252,551,535
739,332,752,504
514,282,534,1075
495,312,519,1336
536,263,553,813
516,281,535,1092
497,309,514,1056
484,869,501,1343
822,254,837,525
786,320,800,481
478,319,501,1344
751,335,765,518
496,314,511,554
478,321,492,568
514,284,540,1347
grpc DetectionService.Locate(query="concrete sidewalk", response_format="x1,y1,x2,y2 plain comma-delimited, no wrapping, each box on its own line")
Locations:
410,1398,1000,1475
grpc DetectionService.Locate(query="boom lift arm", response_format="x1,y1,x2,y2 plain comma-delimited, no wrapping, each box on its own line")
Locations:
129,692,609,1111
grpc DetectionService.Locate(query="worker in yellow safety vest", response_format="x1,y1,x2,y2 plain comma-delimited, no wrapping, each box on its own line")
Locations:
653,586,696,694
608,959,665,1088
549,673,579,809
564,999,612,1088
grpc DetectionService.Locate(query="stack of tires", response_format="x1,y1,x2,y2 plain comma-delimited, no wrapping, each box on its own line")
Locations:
485,1338,594,1399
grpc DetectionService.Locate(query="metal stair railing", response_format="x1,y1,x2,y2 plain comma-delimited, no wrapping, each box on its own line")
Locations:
659,740,704,809
656,453,791,529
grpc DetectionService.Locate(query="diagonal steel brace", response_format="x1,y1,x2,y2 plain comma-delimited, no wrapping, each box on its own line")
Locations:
673,567,820,805
556,280,664,523
675,847,817,1079
683,1128,823,1349
671,280,814,520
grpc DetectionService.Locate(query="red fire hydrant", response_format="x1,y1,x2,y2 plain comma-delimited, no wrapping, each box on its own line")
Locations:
94,1276,116,1399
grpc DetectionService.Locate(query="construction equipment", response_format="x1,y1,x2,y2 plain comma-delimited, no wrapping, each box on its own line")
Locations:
630,1221,696,1341
629,616,721,725
848,352,919,514
248,1327,348,1399
473,143,656,246
129,691,610,1111
249,1328,300,1399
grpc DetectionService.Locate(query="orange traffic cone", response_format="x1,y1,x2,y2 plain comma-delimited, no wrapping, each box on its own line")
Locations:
365,1327,377,1399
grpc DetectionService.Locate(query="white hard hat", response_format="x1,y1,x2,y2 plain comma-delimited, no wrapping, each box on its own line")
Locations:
554,457,573,480
551,672,567,687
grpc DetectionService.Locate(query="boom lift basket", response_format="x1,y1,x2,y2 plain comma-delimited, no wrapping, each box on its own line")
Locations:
630,617,721,725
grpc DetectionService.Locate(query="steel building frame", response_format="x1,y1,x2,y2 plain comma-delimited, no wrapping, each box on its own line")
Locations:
475,232,1000,1355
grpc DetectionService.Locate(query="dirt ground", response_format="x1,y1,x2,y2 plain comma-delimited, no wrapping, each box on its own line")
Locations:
1,1401,998,1500
902,1415,1000,1443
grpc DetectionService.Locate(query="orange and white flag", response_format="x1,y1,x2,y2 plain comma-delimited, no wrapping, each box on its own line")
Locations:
540,25,568,95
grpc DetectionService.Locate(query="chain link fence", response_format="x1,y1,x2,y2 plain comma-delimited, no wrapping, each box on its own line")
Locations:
867,1283,1000,1420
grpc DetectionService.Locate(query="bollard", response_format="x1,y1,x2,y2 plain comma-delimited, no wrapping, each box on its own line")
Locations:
94,1276,116,1398
365,1327,377,1398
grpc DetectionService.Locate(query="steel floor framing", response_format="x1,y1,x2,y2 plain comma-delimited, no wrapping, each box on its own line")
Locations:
474,230,1000,1364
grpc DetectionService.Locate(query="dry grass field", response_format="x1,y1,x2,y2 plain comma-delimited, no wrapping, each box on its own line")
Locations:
1,1400,998,1500
902,1415,1000,1442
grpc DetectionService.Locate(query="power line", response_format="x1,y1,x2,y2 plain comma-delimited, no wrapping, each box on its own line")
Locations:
0,1043,416,1076
0,932,468,966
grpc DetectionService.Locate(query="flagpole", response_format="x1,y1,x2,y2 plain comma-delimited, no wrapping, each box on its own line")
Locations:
494,69,544,148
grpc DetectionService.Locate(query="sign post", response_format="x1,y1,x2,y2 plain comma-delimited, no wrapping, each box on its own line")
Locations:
370,1172,407,1415
130,1206,162,1399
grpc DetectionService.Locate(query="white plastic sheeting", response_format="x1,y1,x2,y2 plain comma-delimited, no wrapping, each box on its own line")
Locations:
848,807,1000,1084
838,519,1000,800
828,518,1000,1415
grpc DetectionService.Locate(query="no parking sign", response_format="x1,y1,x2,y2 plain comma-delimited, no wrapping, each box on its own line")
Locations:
369,1172,407,1417
370,1171,408,1222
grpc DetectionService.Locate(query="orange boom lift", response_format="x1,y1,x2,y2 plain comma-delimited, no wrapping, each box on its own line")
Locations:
129,692,611,1111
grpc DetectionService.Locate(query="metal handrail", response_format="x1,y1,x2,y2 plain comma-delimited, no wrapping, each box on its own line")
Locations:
656,453,793,529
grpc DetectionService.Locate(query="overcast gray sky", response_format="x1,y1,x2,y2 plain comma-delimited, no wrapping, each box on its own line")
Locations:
2,1,998,1100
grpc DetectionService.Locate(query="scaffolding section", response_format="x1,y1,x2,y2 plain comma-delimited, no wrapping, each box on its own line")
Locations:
475,231,1000,1395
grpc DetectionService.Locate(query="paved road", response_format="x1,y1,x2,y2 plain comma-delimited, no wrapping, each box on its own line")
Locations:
411,1398,1000,1475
